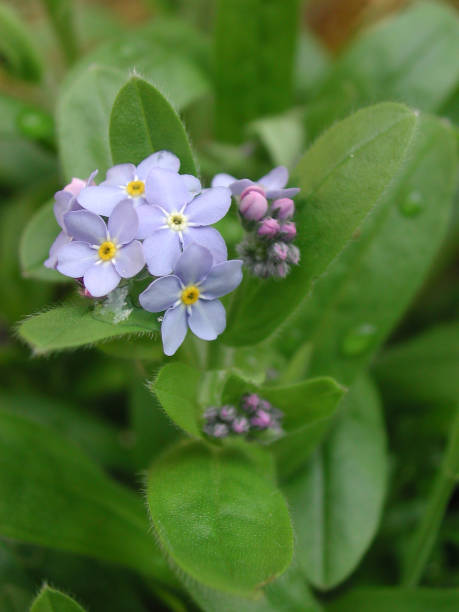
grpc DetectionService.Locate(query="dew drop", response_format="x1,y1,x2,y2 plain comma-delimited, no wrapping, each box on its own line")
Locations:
399,191,424,217
341,323,377,356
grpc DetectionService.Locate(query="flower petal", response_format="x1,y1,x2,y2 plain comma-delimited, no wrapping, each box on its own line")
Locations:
54,190,78,228
145,168,192,212
108,200,138,244
64,210,107,244
200,260,243,299
135,204,167,239
174,243,213,285
139,275,182,312
162,305,188,356
211,173,236,188
181,174,201,195
183,227,227,265
114,240,144,278
230,179,253,196
103,163,136,186
77,184,124,216
44,231,72,269
266,187,300,200
83,262,120,297
188,299,226,341
185,187,231,225
143,229,181,276
137,151,180,179
56,241,98,277
259,166,288,191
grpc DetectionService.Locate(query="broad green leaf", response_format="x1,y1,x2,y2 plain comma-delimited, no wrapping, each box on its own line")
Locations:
18,298,160,354
98,335,163,361
283,113,456,386
0,3,42,81
20,201,66,283
215,0,299,142
327,588,459,612
373,321,459,408
30,585,85,612
249,109,305,168
307,1,459,140
57,23,209,180
284,377,387,590
222,372,346,479
223,102,420,346
147,440,293,595
110,76,197,173
0,410,173,585
41,0,78,64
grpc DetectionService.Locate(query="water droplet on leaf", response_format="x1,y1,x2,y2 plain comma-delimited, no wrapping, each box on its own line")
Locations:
341,323,377,356
399,191,424,217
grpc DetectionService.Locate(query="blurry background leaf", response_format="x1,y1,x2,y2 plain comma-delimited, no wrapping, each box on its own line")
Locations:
248,109,305,168
0,2,43,81
327,587,459,612
40,0,78,65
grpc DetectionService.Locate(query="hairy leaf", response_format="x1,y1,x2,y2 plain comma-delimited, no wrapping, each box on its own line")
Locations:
30,585,86,612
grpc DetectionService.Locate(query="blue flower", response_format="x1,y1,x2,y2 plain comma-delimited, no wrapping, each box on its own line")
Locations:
212,166,299,200
139,243,242,356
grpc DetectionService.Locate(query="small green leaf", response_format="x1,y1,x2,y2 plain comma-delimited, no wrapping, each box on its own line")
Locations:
284,377,387,590
249,109,305,168
147,440,294,595
20,201,66,282
30,585,85,612
223,102,420,346
0,410,173,584
0,3,42,81
327,588,459,612
18,298,160,354
110,76,197,173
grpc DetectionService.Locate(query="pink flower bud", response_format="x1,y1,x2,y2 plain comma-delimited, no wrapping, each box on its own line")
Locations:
272,198,295,219
270,242,289,262
239,188,268,221
275,262,290,278
240,185,265,199
257,217,280,239
251,409,272,429
64,178,87,197
280,221,296,241
287,244,300,265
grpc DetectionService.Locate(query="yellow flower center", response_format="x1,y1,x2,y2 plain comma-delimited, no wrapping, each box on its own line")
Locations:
98,241,117,261
167,212,187,232
181,285,200,305
126,180,145,197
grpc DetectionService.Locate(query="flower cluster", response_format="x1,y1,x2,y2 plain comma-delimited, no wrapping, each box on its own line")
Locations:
203,393,284,440
212,166,300,278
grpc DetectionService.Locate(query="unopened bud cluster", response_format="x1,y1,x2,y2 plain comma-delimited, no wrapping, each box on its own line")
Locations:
237,186,300,279
203,393,284,441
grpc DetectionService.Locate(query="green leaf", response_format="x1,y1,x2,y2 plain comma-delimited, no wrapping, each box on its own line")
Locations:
41,0,78,64
307,1,459,140
151,362,204,438
282,112,457,386
147,440,293,595
373,321,459,408
215,0,300,142
0,137,56,189
20,201,66,282
0,410,173,584
222,372,346,479
30,585,85,612
327,588,459,612
18,298,160,354
295,29,330,100
284,377,388,590
0,3,42,81
223,102,420,346
109,76,197,173
249,109,305,168
0,93,54,144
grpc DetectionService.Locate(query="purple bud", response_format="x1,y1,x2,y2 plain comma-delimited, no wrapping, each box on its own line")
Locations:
239,188,268,221
287,244,300,265
240,185,265,198
259,399,272,412
251,409,272,430
270,242,289,262
275,262,290,278
242,393,260,413
257,217,280,239
204,407,219,423
279,222,296,241
219,405,236,422
206,423,229,438
232,417,250,434
271,198,295,219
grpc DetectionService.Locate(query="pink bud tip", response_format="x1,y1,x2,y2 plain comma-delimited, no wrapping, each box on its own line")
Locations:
272,198,295,219
240,185,265,199
257,217,280,238
280,221,296,241
64,178,87,197
239,189,268,221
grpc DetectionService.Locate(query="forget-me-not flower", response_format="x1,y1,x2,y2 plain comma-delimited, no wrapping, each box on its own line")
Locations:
139,243,242,356
212,166,299,200
56,201,144,297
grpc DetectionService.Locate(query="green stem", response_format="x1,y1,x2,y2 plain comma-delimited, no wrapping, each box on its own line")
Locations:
402,407,459,586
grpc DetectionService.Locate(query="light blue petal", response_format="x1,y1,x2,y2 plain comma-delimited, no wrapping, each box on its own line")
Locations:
108,200,138,244
103,163,136,186
183,227,227,265
266,187,300,200
113,240,144,278
64,210,107,244
77,184,124,216
259,166,288,191
44,231,72,269
182,174,201,195
83,262,120,297
139,275,182,312
185,187,231,225
162,306,188,356
143,229,182,276
230,179,253,195
174,243,213,285
137,151,180,179
188,299,226,341
211,173,236,188
145,168,192,212
135,204,166,239
56,241,97,277
200,260,243,299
